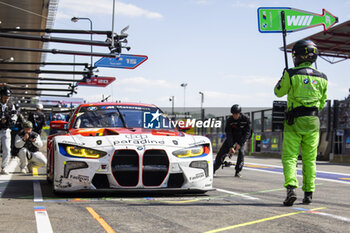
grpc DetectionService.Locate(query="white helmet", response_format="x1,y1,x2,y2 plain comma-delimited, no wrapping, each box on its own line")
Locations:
36,103,44,110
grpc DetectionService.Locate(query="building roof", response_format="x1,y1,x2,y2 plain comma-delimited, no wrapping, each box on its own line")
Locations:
0,0,58,96
284,20,350,63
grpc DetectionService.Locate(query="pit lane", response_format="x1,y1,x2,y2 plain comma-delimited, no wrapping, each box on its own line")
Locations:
1,156,349,233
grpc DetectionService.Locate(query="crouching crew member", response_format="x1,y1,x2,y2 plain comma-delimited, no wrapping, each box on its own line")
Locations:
15,121,47,174
213,104,251,177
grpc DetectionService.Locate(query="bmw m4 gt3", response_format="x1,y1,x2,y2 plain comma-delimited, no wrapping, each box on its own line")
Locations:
47,102,213,193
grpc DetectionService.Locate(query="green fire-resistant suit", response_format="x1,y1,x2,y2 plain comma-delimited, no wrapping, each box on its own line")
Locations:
274,62,328,192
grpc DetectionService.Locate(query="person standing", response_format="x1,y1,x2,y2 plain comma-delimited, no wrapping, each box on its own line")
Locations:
274,40,328,206
0,86,17,175
15,121,47,174
28,103,46,135
213,104,251,177
11,104,25,157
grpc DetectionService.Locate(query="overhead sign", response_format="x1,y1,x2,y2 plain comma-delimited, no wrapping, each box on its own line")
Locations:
257,7,338,33
77,76,116,87
94,54,148,69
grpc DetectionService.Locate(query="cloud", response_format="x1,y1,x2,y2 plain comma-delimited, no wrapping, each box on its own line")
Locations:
255,92,274,99
232,1,259,8
55,11,72,20
58,0,163,19
117,2,163,19
204,91,250,101
243,76,276,85
328,80,338,87
124,87,142,93
118,76,172,88
224,74,277,86
193,0,216,5
75,93,101,102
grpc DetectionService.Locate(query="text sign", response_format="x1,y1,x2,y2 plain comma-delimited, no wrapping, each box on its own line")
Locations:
94,54,148,69
77,76,116,87
257,7,338,33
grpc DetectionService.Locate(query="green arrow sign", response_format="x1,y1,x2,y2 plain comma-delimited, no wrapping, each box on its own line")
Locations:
257,7,338,33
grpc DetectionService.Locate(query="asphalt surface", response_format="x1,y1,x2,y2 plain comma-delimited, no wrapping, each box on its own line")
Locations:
1,156,350,233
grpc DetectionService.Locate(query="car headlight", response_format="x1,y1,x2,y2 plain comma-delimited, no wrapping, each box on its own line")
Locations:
172,144,210,158
58,143,107,159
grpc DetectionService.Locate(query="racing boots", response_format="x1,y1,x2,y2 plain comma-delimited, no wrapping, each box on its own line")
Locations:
0,169,9,175
283,185,297,206
302,192,313,205
27,162,34,174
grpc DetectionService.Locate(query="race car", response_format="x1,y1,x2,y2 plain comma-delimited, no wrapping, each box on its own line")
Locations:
47,102,213,193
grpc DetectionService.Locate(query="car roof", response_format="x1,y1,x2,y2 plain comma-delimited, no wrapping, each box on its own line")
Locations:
78,102,157,108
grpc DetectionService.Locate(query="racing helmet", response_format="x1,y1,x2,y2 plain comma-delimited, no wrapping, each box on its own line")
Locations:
0,86,11,97
231,104,241,114
23,121,33,128
292,40,318,66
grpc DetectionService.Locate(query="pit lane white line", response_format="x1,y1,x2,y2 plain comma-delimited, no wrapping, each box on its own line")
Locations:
34,207,54,233
33,182,53,232
245,162,350,176
293,207,350,223
215,188,260,200
33,181,43,202
314,212,350,223
0,158,19,198
244,162,350,185
244,167,350,185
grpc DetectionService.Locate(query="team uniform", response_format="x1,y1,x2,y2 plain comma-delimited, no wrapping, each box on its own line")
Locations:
0,99,17,174
214,105,250,176
274,40,328,206
28,110,46,134
15,129,47,173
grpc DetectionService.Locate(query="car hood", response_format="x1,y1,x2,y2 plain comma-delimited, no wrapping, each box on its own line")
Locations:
68,127,183,137
55,128,210,149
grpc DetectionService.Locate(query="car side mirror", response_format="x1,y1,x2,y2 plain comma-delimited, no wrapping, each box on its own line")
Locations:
50,120,68,130
49,120,69,135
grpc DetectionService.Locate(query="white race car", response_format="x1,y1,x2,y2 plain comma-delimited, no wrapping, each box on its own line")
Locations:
47,102,213,193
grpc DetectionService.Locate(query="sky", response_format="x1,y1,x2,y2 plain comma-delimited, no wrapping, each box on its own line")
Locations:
42,0,350,108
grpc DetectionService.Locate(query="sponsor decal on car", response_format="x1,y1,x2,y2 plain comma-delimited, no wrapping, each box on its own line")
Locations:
113,139,165,145
87,106,98,111
61,140,85,146
189,140,207,147
189,172,205,181
69,174,90,184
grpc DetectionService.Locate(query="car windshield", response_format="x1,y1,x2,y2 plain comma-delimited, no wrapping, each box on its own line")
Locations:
72,105,174,129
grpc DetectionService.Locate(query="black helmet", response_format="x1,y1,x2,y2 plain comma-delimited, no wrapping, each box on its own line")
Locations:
231,104,241,114
0,86,11,97
292,40,318,66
